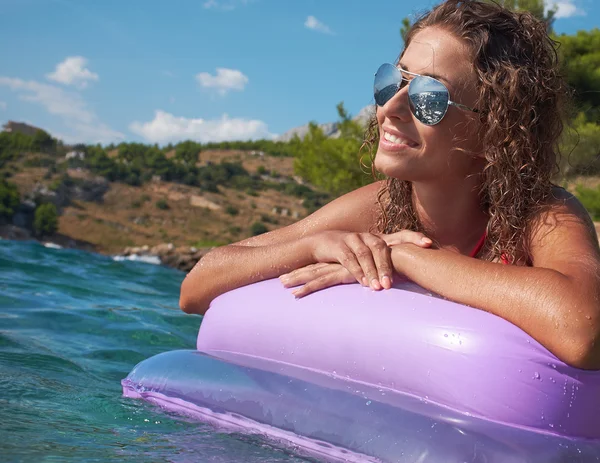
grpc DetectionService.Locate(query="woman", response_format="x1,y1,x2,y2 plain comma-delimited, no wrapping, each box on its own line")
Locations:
180,0,600,369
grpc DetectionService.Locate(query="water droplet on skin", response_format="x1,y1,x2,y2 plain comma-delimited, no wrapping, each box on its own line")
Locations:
366,400,372,406
534,372,540,380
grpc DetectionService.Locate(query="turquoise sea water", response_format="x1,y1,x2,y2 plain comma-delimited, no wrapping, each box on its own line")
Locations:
4,239,600,463
0,239,310,463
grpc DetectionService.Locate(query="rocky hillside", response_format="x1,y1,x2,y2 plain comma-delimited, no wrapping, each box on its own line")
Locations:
1,149,329,271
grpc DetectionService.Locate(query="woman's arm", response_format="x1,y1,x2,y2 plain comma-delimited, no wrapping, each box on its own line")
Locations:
179,182,384,315
391,190,600,369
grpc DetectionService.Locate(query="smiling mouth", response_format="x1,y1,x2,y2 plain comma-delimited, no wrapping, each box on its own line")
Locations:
382,131,419,147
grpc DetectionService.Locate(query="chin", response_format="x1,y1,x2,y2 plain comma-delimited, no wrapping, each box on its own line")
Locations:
374,152,410,180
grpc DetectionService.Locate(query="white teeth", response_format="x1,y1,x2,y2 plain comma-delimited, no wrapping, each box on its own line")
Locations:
383,131,415,146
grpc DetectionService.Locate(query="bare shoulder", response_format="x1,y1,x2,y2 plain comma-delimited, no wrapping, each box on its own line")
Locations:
233,180,385,247
529,186,600,267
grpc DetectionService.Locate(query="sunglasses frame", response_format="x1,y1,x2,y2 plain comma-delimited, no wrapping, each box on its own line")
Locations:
374,63,478,126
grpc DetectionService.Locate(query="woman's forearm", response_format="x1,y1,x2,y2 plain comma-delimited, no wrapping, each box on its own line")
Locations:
391,244,600,369
180,236,315,315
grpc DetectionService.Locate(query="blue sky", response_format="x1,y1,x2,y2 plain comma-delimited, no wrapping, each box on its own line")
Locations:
0,0,597,145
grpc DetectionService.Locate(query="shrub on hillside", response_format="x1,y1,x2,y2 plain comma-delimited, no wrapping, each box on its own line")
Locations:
250,221,268,236
225,205,239,216
0,180,20,222
197,162,255,193
155,199,170,210
33,203,58,237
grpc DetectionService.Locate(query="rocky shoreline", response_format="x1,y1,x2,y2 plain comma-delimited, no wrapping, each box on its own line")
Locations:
120,243,211,272
0,224,209,273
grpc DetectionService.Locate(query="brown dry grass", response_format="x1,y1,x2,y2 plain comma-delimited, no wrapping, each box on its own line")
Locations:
6,150,308,255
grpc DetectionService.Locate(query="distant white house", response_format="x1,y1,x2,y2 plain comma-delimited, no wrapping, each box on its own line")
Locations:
65,151,85,160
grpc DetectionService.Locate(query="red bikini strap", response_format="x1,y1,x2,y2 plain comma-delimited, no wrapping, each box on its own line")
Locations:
469,231,487,258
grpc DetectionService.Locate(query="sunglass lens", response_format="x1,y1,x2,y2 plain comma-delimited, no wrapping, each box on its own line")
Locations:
374,64,401,106
408,76,449,125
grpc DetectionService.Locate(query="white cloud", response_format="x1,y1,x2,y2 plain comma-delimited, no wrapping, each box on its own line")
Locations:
0,76,123,144
196,68,248,95
304,16,334,35
545,0,585,18
0,101,6,110
46,56,99,89
130,110,274,144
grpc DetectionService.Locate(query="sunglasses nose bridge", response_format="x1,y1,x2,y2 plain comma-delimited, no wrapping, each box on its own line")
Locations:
379,80,413,121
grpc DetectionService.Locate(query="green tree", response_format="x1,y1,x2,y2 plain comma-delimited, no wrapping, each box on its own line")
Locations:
294,103,373,196
400,17,411,43
557,28,600,121
175,140,202,165
32,129,56,153
33,203,58,237
0,180,20,222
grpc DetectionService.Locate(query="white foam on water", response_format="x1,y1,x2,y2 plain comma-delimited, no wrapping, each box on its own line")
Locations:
113,254,161,265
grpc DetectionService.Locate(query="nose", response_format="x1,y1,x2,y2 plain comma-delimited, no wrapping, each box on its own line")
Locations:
379,84,413,122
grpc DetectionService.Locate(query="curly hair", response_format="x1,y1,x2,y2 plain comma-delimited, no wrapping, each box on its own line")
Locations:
366,0,570,263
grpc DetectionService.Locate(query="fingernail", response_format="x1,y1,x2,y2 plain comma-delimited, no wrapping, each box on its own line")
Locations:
371,278,381,290
381,275,391,289
421,237,432,244
362,277,369,286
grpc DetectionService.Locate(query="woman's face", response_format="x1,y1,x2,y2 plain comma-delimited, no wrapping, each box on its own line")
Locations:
374,27,483,183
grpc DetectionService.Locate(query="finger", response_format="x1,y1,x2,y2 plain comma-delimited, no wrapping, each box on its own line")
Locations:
280,263,328,281
334,244,369,287
292,268,355,298
362,235,394,289
280,263,335,287
382,230,432,247
346,235,381,290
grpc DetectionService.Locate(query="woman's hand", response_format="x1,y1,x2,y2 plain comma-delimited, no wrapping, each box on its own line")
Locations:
279,263,355,298
303,230,432,291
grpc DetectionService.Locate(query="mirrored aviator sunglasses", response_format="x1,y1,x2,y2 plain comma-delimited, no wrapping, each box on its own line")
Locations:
374,63,477,126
